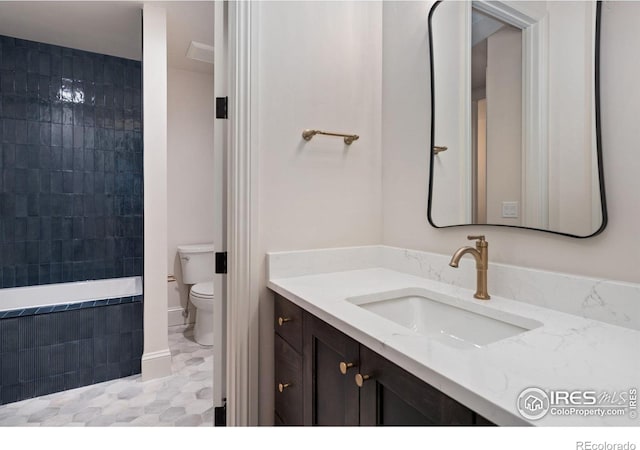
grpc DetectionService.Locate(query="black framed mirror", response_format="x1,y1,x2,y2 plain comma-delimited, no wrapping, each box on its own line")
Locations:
427,0,606,238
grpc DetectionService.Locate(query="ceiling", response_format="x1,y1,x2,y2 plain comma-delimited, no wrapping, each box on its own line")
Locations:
0,1,214,73
165,2,214,74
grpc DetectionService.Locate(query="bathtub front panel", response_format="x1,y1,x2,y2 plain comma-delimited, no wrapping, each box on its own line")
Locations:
0,296,142,405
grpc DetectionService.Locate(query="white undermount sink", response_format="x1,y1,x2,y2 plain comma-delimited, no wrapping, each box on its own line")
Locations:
347,288,542,349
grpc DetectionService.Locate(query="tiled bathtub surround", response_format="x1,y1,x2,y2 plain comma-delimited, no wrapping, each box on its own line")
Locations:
0,34,143,288
0,296,143,405
267,246,640,330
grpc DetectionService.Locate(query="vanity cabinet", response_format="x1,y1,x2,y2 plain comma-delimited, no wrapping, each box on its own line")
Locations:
303,312,360,425
273,294,495,426
358,345,473,425
274,296,304,425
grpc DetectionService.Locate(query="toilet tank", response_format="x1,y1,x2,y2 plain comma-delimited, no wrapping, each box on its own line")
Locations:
177,244,215,285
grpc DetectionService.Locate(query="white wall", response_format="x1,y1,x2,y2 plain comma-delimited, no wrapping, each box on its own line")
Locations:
167,67,215,326
382,1,640,285
142,3,171,380
253,1,383,424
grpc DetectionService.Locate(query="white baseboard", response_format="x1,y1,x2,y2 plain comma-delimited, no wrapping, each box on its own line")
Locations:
141,348,172,381
168,306,195,327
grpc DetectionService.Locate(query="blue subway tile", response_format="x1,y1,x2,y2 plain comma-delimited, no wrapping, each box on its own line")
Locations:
18,315,36,349
64,371,81,390
79,368,93,386
48,374,65,395
63,341,79,373
35,306,54,315
106,335,120,364
78,339,93,369
1,384,20,404
1,318,19,352
105,364,120,381
35,345,51,379
106,297,121,306
20,381,36,401
105,305,120,335
18,348,36,382
93,364,107,383
93,337,107,366
19,307,38,317
1,351,19,384
49,343,65,376
33,314,51,346
132,329,143,358
1,33,142,290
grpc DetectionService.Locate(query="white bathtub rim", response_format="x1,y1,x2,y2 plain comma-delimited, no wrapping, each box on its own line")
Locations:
0,276,143,313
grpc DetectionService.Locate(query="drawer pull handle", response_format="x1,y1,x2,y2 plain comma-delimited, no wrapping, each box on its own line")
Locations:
278,383,291,392
355,373,371,387
339,361,355,375
278,317,292,326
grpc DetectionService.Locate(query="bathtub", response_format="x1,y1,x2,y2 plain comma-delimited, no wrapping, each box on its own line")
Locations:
0,276,143,313
0,276,144,405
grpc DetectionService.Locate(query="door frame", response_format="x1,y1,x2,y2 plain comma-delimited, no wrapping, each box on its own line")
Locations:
213,0,228,414
224,0,260,426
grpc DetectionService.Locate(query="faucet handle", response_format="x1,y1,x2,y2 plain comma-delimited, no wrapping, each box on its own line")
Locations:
467,235,487,247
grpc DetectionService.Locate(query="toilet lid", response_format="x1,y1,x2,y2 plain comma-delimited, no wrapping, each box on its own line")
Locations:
191,281,214,298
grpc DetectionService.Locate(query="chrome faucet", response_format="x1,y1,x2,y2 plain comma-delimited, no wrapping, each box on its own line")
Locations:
449,235,490,300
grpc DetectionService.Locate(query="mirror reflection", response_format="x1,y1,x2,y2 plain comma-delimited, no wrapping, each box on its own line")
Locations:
428,1,606,237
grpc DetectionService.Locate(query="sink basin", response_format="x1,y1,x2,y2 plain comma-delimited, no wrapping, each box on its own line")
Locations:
347,288,542,349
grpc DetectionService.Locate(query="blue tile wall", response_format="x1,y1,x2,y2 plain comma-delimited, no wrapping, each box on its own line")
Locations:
0,296,143,405
0,35,143,288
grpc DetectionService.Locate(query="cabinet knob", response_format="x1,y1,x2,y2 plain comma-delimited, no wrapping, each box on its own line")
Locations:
355,373,371,387
277,383,291,393
277,317,292,326
339,361,355,375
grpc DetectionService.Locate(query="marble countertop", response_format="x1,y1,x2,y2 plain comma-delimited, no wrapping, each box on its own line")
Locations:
268,266,639,426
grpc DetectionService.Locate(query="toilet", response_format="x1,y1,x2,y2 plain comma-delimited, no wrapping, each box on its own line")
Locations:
177,243,215,346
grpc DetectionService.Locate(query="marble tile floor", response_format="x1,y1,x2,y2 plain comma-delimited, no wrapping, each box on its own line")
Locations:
0,325,214,427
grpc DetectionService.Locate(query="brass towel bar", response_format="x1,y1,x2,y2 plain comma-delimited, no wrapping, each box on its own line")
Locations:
302,129,359,145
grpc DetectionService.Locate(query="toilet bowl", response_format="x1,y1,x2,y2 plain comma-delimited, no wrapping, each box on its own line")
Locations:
177,243,215,346
189,281,214,346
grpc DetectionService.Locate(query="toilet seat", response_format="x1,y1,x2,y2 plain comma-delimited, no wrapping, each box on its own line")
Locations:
191,281,214,299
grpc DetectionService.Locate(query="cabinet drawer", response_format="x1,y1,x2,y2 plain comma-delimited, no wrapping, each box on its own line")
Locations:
274,294,303,353
274,334,303,425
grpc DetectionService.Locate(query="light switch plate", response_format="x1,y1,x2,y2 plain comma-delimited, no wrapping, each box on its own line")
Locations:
502,201,519,218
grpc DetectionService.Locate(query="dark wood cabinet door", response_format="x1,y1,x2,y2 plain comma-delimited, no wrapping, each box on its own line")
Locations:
358,346,474,426
303,313,360,426
274,334,304,425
